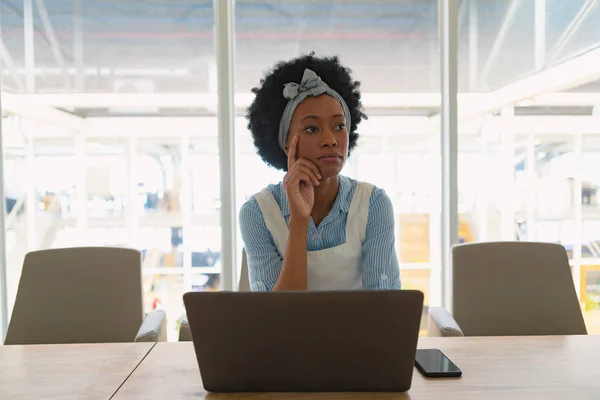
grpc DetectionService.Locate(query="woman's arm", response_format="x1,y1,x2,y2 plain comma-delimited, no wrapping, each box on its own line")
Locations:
361,188,402,290
239,199,310,291
273,135,320,291
273,216,309,290
239,199,284,291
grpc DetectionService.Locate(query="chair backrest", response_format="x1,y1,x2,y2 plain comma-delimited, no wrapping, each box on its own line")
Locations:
452,242,587,336
5,247,144,345
238,248,251,291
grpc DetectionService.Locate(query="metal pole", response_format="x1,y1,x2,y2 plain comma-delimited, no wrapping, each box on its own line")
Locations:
23,0,35,93
213,0,237,291
439,0,459,311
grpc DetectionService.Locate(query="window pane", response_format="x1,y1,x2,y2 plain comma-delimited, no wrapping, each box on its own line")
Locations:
136,138,183,268
459,1,600,91
189,137,222,285
460,1,600,336
458,0,536,91
547,0,600,65
3,137,79,317
86,139,128,221
0,0,216,340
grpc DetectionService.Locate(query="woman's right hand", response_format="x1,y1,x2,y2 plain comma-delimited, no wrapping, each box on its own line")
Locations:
283,136,321,219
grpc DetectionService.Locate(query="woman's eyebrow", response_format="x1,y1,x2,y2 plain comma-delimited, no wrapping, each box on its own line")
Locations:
300,114,344,123
300,115,319,123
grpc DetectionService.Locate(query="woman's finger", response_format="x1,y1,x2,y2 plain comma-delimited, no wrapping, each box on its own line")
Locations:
287,135,298,171
294,158,322,180
294,164,320,186
289,170,314,190
296,172,314,190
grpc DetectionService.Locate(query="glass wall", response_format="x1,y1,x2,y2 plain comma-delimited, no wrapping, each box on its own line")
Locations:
459,0,600,91
0,0,217,340
3,0,600,340
458,0,600,334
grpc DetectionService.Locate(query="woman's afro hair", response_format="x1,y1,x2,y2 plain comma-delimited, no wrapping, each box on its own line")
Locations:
246,53,366,171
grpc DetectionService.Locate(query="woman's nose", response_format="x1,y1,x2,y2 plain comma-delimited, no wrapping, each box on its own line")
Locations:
320,128,337,147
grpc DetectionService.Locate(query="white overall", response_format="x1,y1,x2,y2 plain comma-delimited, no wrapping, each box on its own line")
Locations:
253,182,374,290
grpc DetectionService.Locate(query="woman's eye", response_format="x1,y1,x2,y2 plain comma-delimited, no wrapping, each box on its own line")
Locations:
304,126,318,133
335,123,347,131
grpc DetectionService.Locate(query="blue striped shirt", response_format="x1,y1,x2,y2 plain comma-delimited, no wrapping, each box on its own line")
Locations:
239,175,401,291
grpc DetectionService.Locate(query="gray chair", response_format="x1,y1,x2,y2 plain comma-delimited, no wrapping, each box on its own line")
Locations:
428,242,587,337
5,247,167,345
179,248,250,342
178,314,193,342
238,248,251,292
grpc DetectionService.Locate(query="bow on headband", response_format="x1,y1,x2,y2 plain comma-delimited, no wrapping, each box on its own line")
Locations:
277,69,352,152
282,69,328,100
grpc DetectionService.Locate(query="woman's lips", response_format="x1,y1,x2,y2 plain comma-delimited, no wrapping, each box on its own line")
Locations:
318,155,342,163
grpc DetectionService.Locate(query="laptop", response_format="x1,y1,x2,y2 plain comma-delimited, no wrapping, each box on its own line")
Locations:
182,290,424,392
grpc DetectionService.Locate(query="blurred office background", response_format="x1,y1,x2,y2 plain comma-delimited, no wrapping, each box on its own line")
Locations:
1,0,600,339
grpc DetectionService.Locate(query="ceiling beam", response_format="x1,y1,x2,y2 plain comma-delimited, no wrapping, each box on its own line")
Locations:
2,92,84,131
462,46,600,120
425,45,600,123
517,92,600,107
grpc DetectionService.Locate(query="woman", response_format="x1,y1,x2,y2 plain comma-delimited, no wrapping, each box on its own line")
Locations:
240,54,401,291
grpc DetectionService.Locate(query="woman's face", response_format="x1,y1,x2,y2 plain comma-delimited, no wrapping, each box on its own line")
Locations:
285,94,349,178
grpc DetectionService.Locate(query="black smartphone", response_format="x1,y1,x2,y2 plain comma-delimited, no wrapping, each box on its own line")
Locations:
414,349,462,378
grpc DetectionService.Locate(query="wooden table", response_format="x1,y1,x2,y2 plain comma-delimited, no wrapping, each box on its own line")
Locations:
113,335,600,399
0,342,154,400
